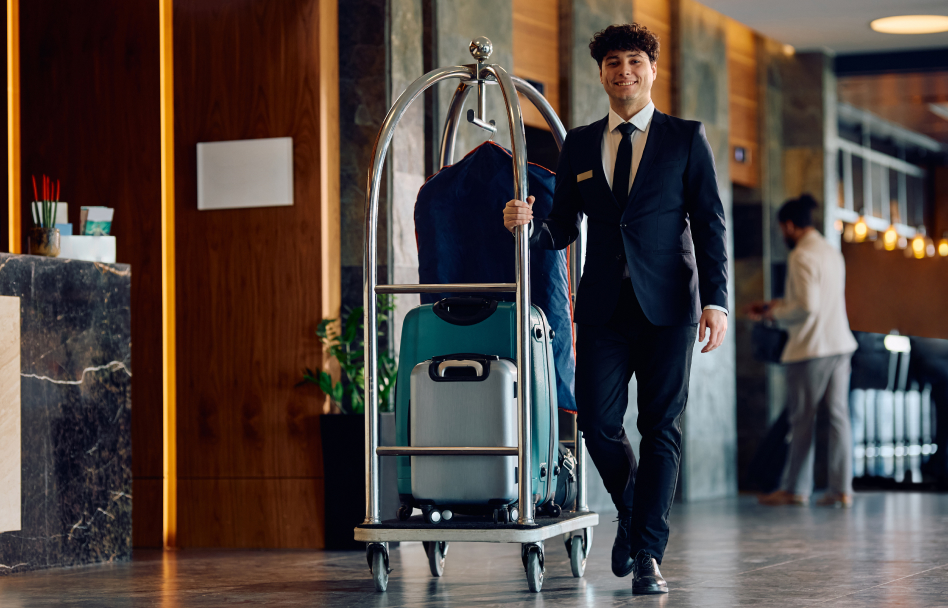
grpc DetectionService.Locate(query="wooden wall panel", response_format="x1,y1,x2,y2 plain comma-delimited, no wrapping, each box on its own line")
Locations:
2,6,7,253
174,0,328,548
18,0,164,546
513,0,560,129
177,479,323,548
843,242,948,340
726,18,759,188
633,0,673,115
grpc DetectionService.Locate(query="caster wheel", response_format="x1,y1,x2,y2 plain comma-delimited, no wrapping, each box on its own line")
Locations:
367,544,390,592
548,503,562,518
442,509,454,522
427,509,442,524
424,540,448,577
396,504,412,521
569,535,586,577
509,506,519,522
523,544,544,593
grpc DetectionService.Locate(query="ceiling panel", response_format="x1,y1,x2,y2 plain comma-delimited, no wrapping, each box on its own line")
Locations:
838,71,948,143
699,0,948,53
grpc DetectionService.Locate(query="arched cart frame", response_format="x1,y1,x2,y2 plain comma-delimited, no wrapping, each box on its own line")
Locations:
355,37,598,593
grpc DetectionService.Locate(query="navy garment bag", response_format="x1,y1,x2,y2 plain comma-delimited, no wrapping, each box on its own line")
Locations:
414,142,576,412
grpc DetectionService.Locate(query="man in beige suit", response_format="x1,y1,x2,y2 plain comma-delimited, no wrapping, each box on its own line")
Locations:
751,194,858,507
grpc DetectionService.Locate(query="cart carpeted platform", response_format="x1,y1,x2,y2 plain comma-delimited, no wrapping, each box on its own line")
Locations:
357,511,592,531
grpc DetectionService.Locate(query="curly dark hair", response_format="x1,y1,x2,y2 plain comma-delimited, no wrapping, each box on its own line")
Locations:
589,23,660,66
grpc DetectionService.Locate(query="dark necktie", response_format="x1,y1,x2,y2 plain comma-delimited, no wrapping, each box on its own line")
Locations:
612,122,636,202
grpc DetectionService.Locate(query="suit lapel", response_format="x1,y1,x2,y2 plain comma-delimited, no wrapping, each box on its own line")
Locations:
577,116,618,208
625,110,667,207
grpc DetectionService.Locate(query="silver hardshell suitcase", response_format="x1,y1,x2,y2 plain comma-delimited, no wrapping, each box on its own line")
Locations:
410,354,517,505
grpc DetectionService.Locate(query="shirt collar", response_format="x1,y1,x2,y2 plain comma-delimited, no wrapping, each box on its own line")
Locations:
608,101,655,134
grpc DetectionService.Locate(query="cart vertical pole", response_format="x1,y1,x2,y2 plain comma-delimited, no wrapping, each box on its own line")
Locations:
574,416,589,512
485,63,534,526
438,84,472,169
363,65,476,526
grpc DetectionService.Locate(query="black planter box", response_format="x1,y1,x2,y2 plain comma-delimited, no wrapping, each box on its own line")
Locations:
320,412,398,550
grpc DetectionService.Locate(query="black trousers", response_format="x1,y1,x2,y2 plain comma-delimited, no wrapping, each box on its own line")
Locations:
575,279,697,563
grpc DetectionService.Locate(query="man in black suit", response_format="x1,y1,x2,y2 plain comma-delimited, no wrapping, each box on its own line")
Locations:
504,23,728,594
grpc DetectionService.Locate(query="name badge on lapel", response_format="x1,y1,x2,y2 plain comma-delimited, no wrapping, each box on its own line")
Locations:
577,170,593,183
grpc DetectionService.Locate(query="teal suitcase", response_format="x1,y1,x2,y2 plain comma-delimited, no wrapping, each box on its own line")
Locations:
394,297,559,519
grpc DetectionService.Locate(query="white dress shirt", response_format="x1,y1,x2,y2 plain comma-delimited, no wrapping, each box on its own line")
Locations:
602,102,727,316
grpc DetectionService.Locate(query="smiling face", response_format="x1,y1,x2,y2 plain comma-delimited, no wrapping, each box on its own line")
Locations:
599,49,656,118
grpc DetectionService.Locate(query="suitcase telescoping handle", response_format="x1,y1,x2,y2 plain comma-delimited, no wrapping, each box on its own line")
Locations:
429,353,501,381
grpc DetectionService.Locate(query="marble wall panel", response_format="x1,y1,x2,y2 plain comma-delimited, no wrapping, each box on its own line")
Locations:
677,0,737,502
0,254,131,574
0,297,20,534
433,0,514,157
339,0,390,315
390,0,426,357
562,0,632,130
555,0,635,515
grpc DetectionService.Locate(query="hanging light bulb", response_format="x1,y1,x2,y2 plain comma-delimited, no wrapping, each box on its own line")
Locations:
939,236,948,257
882,225,899,251
911,234,926,259
853,217,868,242
843,223,855,242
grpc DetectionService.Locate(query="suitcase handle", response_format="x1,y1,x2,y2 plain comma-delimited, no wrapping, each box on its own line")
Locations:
427,354,501,382
432,297,499,326
437,360,484,377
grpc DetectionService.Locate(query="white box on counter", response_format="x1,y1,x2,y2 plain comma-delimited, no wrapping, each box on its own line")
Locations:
58,236,117,263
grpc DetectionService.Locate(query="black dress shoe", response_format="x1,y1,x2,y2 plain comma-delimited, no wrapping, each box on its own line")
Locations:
611,515,634,577
632,550,668,594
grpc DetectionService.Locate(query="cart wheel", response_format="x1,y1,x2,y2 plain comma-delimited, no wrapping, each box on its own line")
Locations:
425,540,447,577
584,526,594,555
366,543,390,592
569,535,586,577
548,502,562,518
396,504,412,521
522,543,544,593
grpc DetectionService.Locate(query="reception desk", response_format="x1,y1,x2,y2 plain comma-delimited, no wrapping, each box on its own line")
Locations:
0,253,131,573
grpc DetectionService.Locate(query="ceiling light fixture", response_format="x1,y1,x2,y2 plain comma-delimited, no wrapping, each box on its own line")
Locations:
870,15,948,35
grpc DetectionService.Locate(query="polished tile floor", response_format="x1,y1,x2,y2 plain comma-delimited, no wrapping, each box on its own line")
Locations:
2,492,948,607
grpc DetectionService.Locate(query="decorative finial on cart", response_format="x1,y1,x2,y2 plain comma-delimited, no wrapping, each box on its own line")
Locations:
469,36,493,61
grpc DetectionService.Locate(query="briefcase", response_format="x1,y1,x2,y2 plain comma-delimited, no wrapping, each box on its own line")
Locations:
752,322,788,364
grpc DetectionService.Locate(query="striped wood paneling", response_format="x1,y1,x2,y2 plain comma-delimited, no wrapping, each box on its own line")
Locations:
513,0,560,129
726,18,759,188
633,0,673,115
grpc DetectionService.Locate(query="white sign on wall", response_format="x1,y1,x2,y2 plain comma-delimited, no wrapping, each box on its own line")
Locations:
197,137,294,211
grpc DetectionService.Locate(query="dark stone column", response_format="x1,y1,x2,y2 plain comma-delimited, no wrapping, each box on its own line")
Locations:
339,0,391,316
676,0,737,501
389,0,425,356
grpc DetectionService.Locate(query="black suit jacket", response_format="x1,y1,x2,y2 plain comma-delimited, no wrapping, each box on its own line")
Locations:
530,110,728,327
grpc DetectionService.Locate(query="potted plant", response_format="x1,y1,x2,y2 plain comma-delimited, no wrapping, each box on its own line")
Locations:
28,174,62,257
305,296,399,550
